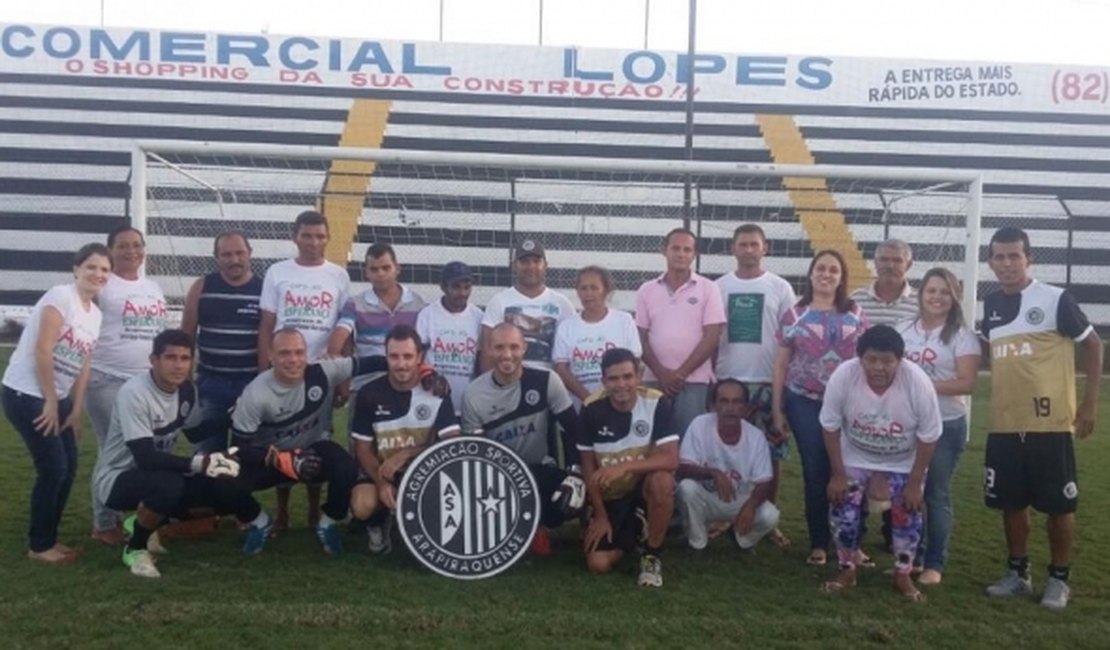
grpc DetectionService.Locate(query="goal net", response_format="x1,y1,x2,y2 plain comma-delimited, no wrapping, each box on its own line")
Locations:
132,143,983,322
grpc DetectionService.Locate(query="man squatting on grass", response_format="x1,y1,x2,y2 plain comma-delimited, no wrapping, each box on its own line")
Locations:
348,325,460,555
579,347,678,587
229,328,396,556
90,330,266,579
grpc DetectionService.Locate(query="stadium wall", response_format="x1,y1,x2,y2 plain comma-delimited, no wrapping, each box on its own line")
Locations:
2,23,1110,323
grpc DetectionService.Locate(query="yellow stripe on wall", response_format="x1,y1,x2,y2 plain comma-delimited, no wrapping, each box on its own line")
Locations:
755,114,870,291
320,99,392,266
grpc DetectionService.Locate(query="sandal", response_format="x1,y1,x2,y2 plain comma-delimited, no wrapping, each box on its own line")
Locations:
806,549,827,566
856,551,876,569
769,528,791,548
900,588,927,603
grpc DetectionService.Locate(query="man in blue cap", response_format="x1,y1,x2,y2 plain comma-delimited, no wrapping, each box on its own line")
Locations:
415,261,484,416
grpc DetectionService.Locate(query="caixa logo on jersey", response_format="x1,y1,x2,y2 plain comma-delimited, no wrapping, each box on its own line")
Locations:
398,437,539,580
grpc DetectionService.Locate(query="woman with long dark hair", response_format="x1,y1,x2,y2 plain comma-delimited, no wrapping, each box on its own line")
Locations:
772,249,869,566
2,243,111,564
895,267,980,585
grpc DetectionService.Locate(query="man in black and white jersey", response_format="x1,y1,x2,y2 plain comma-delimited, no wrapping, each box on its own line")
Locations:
91,330,266,579
349,325,460,554
230,328,392,556
579,348,678,587
461,322,585,555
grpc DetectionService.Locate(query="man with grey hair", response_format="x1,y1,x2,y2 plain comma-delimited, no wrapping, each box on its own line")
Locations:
850,239,917,327
849,238,917,556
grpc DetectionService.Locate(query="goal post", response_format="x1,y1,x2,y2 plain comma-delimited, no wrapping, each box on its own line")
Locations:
129,140,983,325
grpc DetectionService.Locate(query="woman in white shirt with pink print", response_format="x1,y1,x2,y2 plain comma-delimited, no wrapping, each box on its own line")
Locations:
2,243,110,565
895,267,980,586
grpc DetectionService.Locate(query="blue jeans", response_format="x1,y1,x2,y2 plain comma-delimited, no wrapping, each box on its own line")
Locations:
919,416,968,572
191,372,254,453
2,387,78,552
786,389,831,551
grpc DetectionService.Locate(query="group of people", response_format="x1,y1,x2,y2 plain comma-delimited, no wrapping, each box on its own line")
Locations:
2,211,1100,609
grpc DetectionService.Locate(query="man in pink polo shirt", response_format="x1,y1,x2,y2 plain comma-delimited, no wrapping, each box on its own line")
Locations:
635,228,726,438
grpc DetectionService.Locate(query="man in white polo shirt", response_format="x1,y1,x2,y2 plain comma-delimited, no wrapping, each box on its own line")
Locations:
635,228,726,438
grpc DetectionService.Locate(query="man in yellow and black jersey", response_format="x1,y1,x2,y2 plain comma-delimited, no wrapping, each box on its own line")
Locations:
980,227,1103,610
349,325,460,555
578,348,678,588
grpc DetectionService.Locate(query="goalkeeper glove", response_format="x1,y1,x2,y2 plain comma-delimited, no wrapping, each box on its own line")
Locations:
265,446,323,481
551,467,585,517
419,364,451,398
190,447,241,478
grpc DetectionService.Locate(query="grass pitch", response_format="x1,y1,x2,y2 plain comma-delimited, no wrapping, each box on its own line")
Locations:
0,348,1107,648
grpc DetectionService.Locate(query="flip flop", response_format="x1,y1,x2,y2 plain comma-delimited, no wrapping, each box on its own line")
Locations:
806,550,827,566
820,578,856,593
901,589,927,603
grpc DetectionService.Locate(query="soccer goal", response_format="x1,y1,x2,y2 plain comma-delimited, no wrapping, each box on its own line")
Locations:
130,141,983,323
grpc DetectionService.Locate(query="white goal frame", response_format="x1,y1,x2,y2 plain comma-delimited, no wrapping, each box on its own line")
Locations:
130,140,983,325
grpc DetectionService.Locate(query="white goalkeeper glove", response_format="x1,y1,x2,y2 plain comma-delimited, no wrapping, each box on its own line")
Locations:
551,470,585,517
191,447,241,478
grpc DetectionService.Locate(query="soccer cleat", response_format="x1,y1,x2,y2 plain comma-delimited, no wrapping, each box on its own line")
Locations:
367,519,393,555
638,554,663,588
242,518,273,556
985,570,1033,598
315,522,344,556
122,514,168,555
122,548,160,579
1040,577,1071,610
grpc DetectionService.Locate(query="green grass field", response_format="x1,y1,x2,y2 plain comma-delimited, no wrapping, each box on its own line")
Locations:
0,348,1107,649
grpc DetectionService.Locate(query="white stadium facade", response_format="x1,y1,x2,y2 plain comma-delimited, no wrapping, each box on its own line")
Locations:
2,23,1109,324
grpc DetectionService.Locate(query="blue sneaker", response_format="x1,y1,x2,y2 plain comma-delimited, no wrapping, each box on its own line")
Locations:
316,522,343,556
242,516,273,556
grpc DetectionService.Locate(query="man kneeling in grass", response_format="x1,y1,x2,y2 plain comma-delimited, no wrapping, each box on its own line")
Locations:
580,348,678,587
91,330,268,578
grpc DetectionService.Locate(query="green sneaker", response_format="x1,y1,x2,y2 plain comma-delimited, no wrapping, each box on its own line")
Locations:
122,514,167,554
122,548,161,579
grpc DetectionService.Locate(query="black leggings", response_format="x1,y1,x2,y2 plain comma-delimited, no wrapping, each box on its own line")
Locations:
107,469,261,522
240,440,358,521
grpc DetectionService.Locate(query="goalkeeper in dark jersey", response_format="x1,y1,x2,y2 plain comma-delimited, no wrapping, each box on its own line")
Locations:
230,328,392,556
461,323,585,555
91,330,266,579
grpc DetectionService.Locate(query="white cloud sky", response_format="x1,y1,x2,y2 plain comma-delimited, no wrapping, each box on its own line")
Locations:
2,0,1109,66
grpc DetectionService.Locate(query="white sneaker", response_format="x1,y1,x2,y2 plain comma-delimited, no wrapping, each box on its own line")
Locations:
367,518,393,555
123,549,161,579
638,554,663,588
1040,577,1071,610
985,570,1033,597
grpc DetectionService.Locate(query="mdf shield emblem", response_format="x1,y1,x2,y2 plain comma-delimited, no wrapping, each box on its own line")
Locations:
398,437,540,580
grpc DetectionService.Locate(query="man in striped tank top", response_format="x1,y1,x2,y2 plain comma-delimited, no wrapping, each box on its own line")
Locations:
181,231,262,453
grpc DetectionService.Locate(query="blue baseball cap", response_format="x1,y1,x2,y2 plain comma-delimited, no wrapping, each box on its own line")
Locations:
441,261,474,285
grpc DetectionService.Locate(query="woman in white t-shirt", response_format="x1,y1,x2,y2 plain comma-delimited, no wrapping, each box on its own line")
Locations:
894,267,981,586
553,266,641,406
818,325,943,603
86,226,168,545
1,243,110,565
